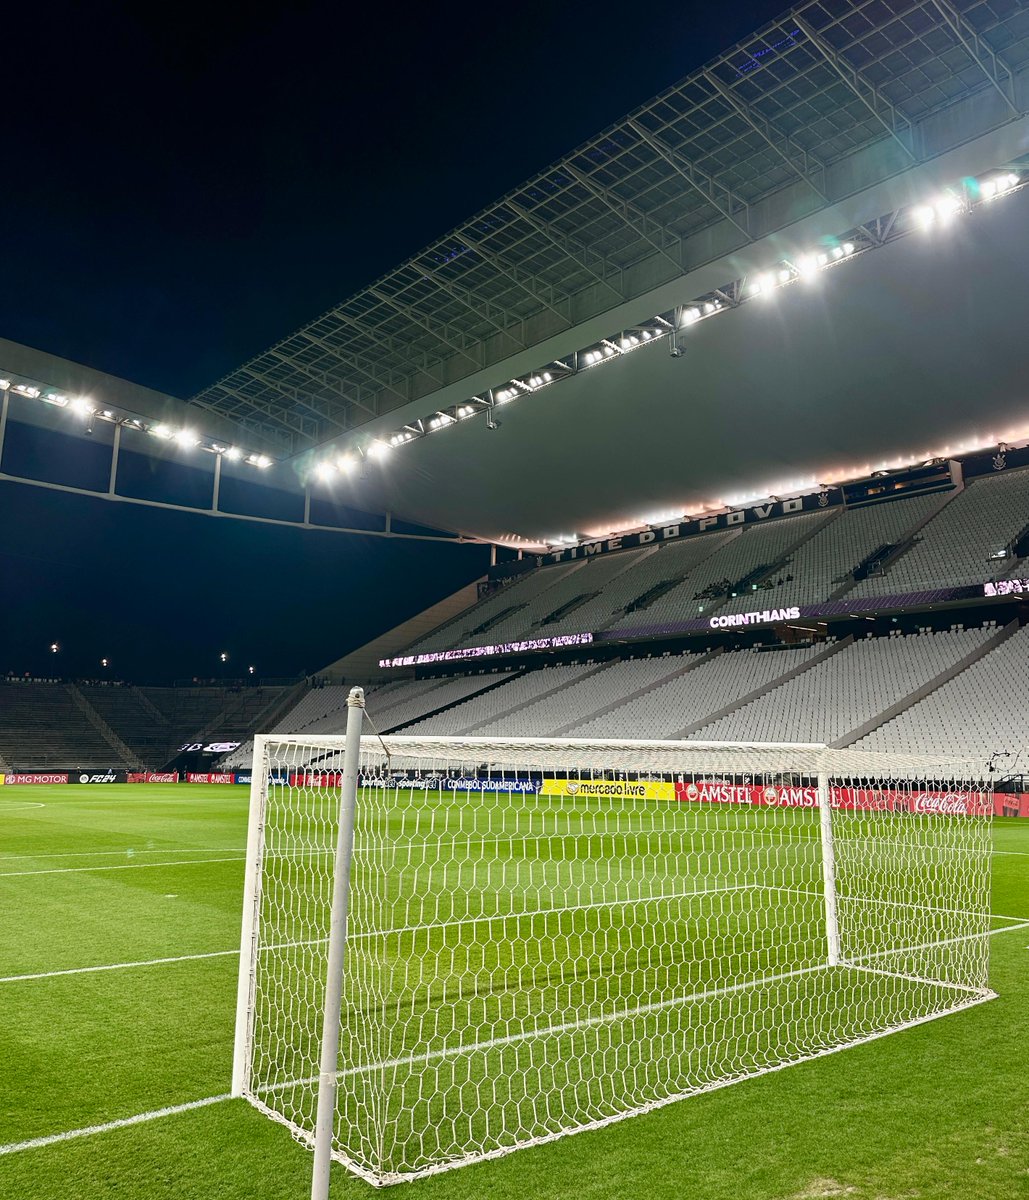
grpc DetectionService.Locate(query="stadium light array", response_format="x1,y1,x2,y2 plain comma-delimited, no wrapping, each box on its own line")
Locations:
0,368,278,469
294,166,1022,476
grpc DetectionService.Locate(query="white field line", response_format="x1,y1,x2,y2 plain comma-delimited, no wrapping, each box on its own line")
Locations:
0,1095,231,1157
0,802,45,811
0,847,248,862
0,884,767,983
845,919,1029,963
258,963,839,1095
0,950,239,983
0,856,248,879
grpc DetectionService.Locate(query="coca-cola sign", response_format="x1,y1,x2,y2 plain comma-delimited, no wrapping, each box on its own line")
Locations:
912,793,976,816
128,772,180,784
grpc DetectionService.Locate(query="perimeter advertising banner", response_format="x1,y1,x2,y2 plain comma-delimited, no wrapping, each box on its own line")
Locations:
540,778,677,801
127,772,181,783
674,780,996,815
4,773,69,785
185,772,236,784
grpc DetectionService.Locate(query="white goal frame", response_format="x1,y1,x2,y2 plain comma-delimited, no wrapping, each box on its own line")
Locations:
232,701,994,1192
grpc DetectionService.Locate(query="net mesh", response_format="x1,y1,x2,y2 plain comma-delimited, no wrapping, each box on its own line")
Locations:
238,734,993,1185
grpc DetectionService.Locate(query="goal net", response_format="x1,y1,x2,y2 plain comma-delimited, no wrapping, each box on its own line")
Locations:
232,719,993,1187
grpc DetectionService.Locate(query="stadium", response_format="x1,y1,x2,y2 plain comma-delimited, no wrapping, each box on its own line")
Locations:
2,2,1029,1197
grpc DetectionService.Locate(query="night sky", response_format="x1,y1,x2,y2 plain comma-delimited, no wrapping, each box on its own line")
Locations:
0,1,789,682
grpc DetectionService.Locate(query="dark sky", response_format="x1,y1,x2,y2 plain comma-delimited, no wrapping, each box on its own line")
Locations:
0,0,789,681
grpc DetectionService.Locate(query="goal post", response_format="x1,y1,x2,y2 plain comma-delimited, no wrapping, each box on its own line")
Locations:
232,733,994,1187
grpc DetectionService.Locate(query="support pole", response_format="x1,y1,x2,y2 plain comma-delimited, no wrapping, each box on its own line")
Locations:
108,424,121,496
817,767,841,967
311,687,366,1200
232,735,270,1096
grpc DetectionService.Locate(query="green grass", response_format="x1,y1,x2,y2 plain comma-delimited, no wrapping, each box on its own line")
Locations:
0,784,1026,1198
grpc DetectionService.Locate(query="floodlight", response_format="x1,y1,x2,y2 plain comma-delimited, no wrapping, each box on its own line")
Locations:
368,441,390,459
843,242,855,255
603,346,614,356
224,446,242,461
777,268,791,283
703,302,716,314
795,254,819,276
681,308,700,325
71,397,95,417
314,461,336,481
913,204,936,228
151,424,173,439
0,379,9,390
337,455,357,473
175,428,199,447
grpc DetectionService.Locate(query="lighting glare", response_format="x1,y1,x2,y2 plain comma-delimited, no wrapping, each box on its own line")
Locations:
368,441,390,459
224,446,242,461
174,429,199,447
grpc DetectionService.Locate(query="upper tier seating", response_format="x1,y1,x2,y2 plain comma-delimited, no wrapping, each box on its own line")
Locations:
847,466,1029,597
629,510,834,628
855,623,1029,761
690,625,995,745
740,492,945,610
408,562,584,653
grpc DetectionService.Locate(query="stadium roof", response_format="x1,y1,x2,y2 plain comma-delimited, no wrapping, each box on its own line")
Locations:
10,0,1027,546
187,0,1029,454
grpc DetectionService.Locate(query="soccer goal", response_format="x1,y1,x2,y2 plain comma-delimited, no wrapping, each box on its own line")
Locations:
231,689,994,1190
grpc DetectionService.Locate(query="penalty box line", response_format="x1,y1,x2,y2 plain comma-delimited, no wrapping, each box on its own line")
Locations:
5,895,1027,985
0,1095,231,1158
0,881,801,984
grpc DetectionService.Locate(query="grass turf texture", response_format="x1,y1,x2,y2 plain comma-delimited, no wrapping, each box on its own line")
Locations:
0,783,1024,1198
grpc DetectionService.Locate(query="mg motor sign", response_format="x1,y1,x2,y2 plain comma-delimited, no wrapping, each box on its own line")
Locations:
4,773,69,785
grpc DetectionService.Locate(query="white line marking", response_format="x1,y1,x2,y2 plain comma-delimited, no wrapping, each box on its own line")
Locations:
258,963,839,1095
0,950,238,983
0,847,247,862
0,855,246,878
0,1095,230,1157
0,802,45,811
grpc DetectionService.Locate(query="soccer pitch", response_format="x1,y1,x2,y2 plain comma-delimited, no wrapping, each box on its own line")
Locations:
1,783,1027,1199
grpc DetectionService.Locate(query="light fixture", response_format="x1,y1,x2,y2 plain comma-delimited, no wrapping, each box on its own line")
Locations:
50,642,59,653
40,392,69,408
368,441,390,459
314,461,336,481
0,379,9,390
71,397,95,417
175,429,199,447
151,424,173,440
224,446,242,461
